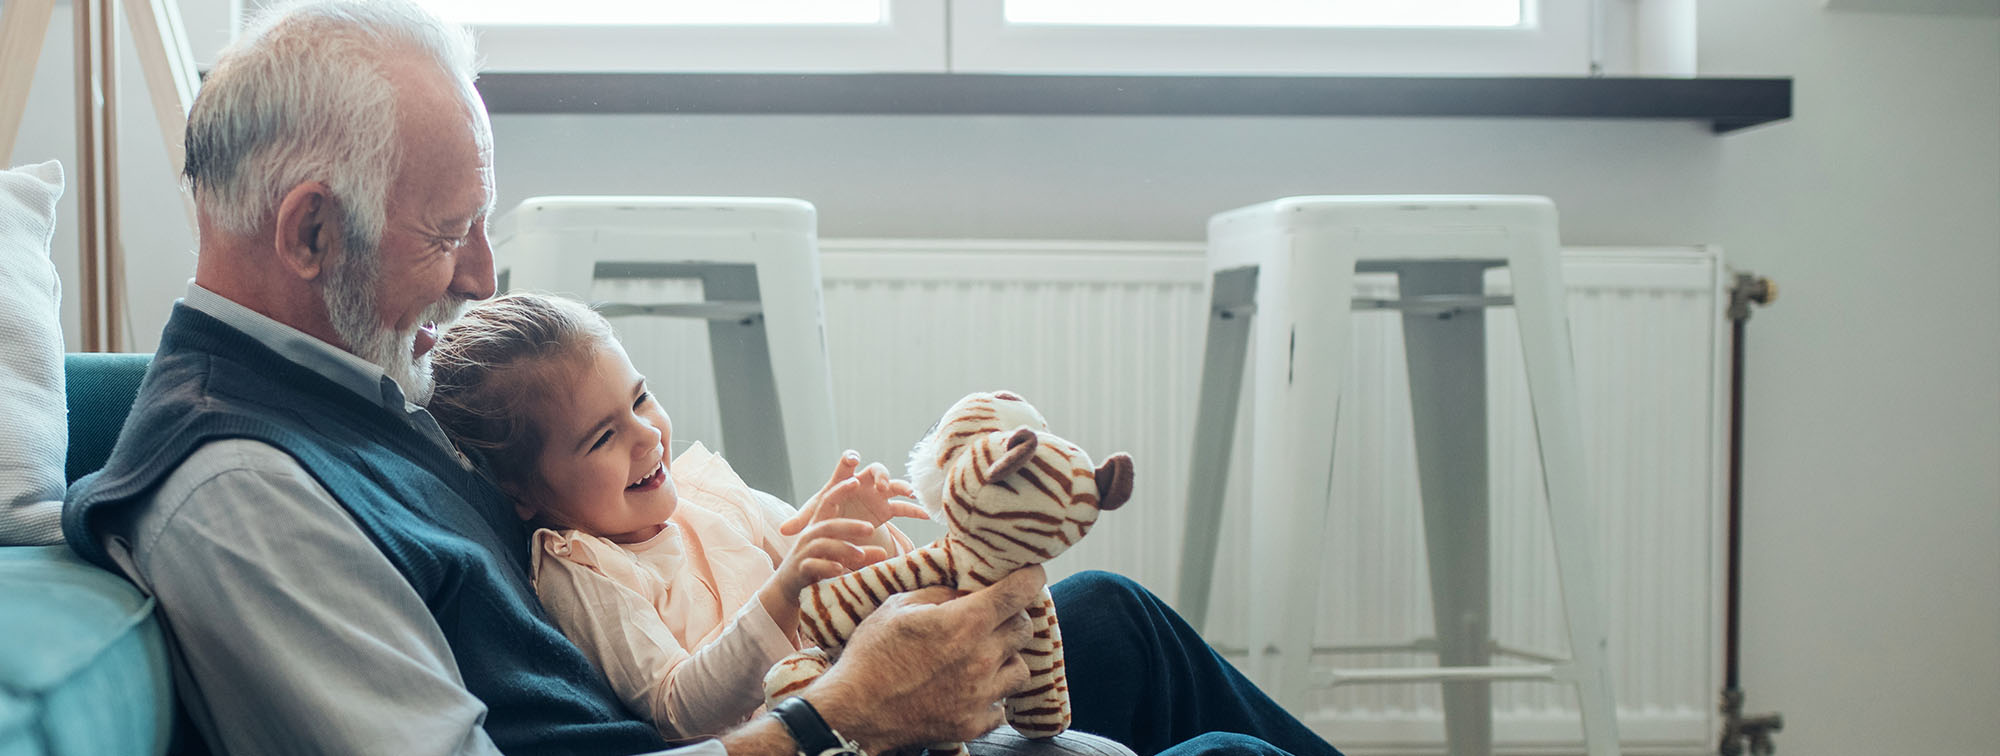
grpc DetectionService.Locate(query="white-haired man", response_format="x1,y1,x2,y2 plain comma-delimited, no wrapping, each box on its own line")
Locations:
64,3,1344,756
59,2,1053,754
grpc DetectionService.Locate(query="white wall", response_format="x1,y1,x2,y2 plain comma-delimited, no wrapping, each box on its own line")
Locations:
1704,2,2000,755
8,0,1997,752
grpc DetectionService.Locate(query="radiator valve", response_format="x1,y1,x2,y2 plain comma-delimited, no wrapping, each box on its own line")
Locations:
1719,687,1784,756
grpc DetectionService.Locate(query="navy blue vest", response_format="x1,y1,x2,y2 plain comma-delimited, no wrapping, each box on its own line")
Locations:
65,304,670,755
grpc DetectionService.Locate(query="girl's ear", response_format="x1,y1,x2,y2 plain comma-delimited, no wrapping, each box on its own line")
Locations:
508,485,543,522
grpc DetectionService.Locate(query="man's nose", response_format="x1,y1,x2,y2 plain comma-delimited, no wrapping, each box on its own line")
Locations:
451,227,497,301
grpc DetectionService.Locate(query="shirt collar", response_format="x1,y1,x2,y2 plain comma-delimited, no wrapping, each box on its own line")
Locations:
181,281,411,411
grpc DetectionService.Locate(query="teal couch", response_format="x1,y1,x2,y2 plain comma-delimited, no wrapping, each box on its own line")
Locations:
0,353,174,756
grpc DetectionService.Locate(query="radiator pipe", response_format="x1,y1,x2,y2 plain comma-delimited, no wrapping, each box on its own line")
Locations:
1719,272,1782,756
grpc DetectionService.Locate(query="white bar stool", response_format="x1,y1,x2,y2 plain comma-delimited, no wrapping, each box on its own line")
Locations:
1175,196,1621,756
494,196,839,503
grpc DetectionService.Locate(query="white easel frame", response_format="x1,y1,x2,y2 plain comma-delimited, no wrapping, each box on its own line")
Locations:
1,0,199,352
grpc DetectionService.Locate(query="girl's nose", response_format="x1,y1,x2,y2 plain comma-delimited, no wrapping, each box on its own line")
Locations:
635,416,664,453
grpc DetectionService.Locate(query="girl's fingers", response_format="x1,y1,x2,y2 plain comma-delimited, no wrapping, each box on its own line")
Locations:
795,531,880,569
886,500,931,521
780,504,815,536
810,479,863,524
820,451,862,494
799,517,876,544
799,558,851,584
857,463,889,487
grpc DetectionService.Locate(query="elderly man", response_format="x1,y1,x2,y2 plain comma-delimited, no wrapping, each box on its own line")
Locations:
64,2,1343,756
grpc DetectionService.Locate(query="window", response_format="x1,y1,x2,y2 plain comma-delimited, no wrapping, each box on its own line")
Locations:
421,0,884,26
952,0,1592,75
403,0,1610,76
1004,0,1523,28
416,0,944,72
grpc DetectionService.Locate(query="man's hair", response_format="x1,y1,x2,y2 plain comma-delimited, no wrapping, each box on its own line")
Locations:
428,292,620,500
182,0,477,248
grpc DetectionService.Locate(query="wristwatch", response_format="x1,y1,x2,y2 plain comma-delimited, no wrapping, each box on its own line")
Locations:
770,696,869,756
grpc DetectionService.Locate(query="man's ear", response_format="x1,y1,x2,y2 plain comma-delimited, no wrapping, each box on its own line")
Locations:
272,181,338,280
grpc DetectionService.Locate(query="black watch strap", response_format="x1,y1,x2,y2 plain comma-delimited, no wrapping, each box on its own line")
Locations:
770,696,866,756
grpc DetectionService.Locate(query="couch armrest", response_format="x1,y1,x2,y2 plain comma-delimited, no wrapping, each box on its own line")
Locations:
0,545,172,755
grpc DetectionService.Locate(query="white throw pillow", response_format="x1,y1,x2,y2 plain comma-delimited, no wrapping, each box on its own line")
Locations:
0,160,67,546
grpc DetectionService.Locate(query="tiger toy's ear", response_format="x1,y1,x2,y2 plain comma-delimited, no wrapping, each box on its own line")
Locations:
908,391,1049,518
1095,453,1135,510
987,428,1041,480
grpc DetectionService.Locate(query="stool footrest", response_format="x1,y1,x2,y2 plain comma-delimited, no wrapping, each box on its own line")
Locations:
1352,294,1513,316
1296,639,1568,665
1211,295,1516,321
595,301,764,321
1323,665,1563,686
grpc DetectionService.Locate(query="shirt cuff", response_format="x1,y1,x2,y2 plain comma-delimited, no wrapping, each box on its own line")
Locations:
645,736,732,756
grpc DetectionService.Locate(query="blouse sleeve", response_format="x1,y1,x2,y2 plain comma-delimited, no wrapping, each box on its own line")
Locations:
532,539,799,740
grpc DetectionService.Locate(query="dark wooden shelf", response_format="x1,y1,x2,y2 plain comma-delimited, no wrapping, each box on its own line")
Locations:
475,73,1792,133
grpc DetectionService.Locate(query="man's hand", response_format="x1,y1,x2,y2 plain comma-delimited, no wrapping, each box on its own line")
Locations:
783,452,925,535
798,566,1049,754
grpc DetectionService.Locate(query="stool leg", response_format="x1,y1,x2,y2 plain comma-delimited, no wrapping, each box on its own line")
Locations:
1247,244,1355,708
1507,239,1622,756
1397,263,1494,756
753,254,843,506
702,264,798,501
1177,267,1259,633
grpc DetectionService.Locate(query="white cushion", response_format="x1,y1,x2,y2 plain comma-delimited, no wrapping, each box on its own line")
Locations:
0,161,67,546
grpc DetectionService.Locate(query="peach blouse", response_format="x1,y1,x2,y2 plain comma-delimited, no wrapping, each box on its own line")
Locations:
529,442,913,741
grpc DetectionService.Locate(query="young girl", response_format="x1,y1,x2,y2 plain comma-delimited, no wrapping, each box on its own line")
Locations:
426,292,929,741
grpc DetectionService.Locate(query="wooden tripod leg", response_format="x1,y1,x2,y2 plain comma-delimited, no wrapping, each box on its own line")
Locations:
77,0,102,351
0,0,57,160
122,0,198,227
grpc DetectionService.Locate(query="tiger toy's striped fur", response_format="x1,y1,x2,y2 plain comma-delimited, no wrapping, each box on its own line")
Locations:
763,391,1134,756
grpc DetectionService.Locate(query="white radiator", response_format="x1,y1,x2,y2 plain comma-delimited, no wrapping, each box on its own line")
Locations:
593,240,1726,755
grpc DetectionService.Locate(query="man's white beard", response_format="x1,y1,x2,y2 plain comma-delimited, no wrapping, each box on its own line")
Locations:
322,239,465,405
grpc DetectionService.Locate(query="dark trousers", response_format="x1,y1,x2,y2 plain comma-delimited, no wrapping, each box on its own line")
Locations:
1050,571,1344,756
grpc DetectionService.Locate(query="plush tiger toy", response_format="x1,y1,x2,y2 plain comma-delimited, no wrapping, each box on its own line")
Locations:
762,391,1134,756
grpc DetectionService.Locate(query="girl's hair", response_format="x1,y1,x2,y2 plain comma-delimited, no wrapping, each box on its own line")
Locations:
428,292,617,499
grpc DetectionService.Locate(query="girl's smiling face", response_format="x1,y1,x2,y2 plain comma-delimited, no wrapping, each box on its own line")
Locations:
519,339,678,543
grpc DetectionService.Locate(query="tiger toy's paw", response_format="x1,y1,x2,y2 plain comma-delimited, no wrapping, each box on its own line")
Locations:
764,648,832,704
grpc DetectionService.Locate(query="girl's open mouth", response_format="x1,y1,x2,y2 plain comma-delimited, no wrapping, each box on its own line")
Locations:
627,464,666,492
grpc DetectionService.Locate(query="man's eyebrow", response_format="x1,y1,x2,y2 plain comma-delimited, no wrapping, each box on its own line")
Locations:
432,193,492,233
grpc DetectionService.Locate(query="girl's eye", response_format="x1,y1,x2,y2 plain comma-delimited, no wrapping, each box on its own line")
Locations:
589,429,613,452
634,391,652,410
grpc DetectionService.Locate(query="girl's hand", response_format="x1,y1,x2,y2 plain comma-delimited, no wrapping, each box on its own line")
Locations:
783,452,925,536
760,518,886,629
